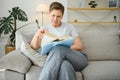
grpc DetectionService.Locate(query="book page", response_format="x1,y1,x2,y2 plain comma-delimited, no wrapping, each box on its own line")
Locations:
41,32,72,47
58,36,72,40
41,34,56,47
45,31,58,39
44,32,72,40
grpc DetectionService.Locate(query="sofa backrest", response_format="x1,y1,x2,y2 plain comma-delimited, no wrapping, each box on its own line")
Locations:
76,25,120,61
16,24,120,61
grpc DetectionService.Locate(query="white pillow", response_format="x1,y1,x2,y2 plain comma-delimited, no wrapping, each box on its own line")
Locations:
20,40,47,67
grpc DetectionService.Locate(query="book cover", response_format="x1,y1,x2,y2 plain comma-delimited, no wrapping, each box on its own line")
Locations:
40,32,75,55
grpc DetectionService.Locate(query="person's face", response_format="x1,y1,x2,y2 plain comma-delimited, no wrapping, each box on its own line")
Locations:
49,9,63,27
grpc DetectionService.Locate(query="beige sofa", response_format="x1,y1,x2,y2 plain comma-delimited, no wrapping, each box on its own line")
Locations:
0,25,120,80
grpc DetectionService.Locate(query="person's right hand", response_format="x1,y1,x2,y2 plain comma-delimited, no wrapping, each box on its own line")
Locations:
35,28,46,39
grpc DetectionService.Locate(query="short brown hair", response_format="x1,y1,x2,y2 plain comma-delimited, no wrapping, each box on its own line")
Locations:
49,2,64,15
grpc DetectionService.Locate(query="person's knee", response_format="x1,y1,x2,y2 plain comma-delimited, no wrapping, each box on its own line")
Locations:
48,46,66,58
50,46,67,55
48,46,61,55
52,46,66,51
50,46,62,53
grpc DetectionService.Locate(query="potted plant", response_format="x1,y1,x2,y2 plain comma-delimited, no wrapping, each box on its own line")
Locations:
0,7,28,46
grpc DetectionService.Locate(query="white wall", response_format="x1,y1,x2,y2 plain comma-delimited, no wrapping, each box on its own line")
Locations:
0,0,67,27
0,0,67,58
68,0,120,35
68,0,120,22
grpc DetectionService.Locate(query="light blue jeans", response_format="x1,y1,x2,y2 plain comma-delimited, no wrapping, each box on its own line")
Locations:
39,46,88,80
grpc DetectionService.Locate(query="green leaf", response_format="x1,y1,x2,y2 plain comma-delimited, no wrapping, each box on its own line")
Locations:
0,6,28,46
0,16,13,35
9,7,28,21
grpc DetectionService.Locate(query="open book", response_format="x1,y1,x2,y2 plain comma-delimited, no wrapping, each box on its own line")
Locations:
40,32,75,55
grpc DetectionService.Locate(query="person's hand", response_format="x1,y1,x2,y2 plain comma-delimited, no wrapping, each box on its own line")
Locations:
35,28,46,39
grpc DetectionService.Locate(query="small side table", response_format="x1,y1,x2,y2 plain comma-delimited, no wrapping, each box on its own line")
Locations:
5,45,15,54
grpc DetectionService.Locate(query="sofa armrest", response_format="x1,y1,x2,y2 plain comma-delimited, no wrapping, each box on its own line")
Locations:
0,49,32,73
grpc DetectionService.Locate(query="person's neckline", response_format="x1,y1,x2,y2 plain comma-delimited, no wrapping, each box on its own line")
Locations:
52,22,63,28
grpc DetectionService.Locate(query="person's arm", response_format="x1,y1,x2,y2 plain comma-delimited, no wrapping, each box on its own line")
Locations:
30,28,45,50
71,36,83,51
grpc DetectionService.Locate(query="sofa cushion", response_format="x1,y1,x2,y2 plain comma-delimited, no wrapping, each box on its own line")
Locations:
26,66,42,80
76,72,83,80
0,49,31,73
82,61,120,80
79,26,120,60
0,69,24,80
20,40,47,67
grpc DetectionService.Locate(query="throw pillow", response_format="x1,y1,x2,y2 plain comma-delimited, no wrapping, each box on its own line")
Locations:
20,32,35,43
20,40,47,67
0,49,31,73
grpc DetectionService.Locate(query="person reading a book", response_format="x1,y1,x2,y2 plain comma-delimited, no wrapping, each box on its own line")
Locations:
30,1,88,80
